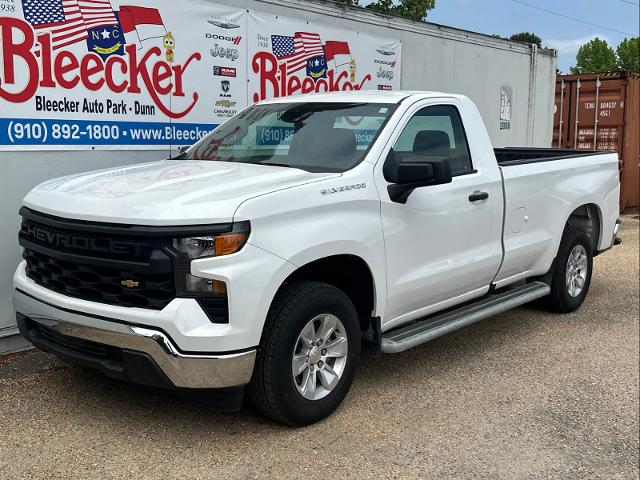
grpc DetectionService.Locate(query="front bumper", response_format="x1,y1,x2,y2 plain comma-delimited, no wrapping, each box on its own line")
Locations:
14,288,256,390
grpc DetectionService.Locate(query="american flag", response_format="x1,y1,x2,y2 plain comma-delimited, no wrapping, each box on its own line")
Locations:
78,0,118,30
22,0,88,50
271,32,325,75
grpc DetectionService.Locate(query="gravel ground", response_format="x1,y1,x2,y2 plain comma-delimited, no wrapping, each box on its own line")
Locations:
1,216,638,480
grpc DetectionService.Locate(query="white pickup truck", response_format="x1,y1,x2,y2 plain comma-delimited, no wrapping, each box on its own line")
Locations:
14,91,620,425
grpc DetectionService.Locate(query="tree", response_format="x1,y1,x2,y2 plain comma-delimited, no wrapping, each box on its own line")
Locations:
365,0,436,21
509,32,542,47
616,37,640,72
325,0,436,22
571,38,617,74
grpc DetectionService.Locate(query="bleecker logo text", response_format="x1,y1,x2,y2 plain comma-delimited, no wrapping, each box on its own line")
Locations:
251,51,372,102
0,18,202,119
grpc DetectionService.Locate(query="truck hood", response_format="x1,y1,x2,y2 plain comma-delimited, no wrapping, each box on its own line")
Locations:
24,160,339,225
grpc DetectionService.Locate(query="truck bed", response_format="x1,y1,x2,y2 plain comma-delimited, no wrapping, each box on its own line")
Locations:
494,147,611,166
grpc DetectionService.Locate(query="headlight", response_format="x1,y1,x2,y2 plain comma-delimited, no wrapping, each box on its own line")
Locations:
173,231,249,259
172,223,250,299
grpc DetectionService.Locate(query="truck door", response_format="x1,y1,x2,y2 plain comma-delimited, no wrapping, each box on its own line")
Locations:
377,101,504,329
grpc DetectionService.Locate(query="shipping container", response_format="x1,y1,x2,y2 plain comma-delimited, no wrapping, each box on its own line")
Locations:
554,72,640,209
0,0,557,351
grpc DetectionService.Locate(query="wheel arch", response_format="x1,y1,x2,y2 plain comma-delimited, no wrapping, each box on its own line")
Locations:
565,203,602,254
269,254,380,347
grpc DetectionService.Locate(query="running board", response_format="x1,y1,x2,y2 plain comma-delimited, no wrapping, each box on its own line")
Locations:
381,282,550,354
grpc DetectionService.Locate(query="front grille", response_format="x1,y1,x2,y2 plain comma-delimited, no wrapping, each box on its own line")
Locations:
20,209,176,310
23,248,175,309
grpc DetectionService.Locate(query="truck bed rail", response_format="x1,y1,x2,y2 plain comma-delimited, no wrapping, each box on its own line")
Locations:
494,147,611,167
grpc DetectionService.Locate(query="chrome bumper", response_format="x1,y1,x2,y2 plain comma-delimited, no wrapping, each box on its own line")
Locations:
13,289,255,389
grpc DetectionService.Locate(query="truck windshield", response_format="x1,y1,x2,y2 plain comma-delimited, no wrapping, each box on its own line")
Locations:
179,102,397,172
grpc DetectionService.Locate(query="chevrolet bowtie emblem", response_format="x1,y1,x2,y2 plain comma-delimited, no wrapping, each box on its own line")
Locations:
121,279,140,288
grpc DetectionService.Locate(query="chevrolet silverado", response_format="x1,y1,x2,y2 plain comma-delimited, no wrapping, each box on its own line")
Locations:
14,91,620,425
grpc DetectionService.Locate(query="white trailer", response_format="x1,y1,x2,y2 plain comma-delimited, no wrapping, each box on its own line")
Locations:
0,0,556,352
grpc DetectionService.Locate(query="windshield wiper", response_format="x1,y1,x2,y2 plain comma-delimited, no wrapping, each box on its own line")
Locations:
252,161,300,169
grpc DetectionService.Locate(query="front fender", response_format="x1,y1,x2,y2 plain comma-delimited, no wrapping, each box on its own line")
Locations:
233,165,387,321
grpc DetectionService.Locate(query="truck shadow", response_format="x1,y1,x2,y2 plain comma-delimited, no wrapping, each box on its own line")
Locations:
58,303,565,433
33,244,625,438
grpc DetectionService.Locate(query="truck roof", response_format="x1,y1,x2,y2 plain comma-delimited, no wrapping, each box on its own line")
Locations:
259,90,461,104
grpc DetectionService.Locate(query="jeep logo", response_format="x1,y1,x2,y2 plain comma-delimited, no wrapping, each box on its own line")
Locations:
210,44,239,61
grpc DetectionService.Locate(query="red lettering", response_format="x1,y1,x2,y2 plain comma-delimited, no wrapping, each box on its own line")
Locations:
316,78,329,92
354,74,372,90
37,33,55,88
54,51,79,89
287,75,301,96
301,77,317,93
125,44,142,94
104,56,128,93
278,63,287,97
126,44,198,119
152,62,173,95
171,52,199,97
251,51,279,102
328,70,348,91
80,53,104,91
0,17,38,102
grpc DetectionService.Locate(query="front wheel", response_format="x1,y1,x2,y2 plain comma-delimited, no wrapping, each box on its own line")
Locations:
543,227,594,313
248,281,361,426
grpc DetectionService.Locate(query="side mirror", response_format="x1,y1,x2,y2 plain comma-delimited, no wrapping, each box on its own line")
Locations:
383,151,452,204
179,145,189,154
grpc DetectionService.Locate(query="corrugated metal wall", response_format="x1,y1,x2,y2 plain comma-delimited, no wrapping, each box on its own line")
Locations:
554,72,640,209
0,0,557,345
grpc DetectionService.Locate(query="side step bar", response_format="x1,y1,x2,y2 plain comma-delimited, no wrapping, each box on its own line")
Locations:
381,282,550,354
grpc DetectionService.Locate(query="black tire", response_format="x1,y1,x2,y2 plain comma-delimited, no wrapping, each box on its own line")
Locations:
543,227,593,313
248,281,361,426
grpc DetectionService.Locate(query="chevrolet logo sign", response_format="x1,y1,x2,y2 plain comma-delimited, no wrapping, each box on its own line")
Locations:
121,279,141,288
215,99,236,108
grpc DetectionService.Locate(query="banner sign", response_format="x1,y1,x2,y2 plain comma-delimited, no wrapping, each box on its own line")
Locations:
247,11,401,103
0,1,401,150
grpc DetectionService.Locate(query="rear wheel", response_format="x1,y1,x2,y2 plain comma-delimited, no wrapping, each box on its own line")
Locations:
544,227,593,313
249,281,361,426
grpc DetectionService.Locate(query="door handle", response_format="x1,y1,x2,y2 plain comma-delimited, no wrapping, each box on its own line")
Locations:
469,191,489,202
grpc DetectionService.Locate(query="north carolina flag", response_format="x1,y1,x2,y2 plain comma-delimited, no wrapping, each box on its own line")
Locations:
323,41,351,62
118,5,165,42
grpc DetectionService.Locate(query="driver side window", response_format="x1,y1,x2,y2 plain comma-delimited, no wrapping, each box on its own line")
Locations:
393,105,473,176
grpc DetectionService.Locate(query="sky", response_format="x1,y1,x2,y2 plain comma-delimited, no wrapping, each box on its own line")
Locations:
363,0,640,73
